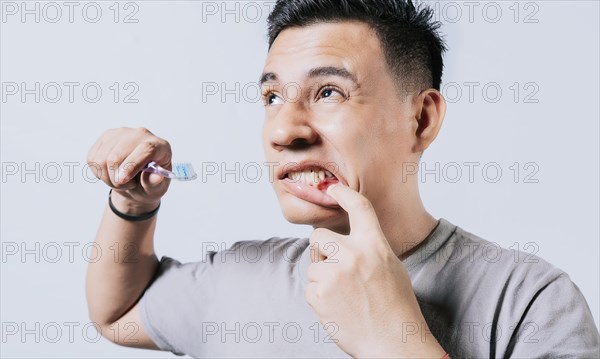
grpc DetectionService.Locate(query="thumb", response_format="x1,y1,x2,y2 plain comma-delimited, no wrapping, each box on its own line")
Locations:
147,173,165,186
140,171,167,189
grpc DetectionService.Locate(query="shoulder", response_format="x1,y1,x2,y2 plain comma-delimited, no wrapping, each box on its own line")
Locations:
418,220,574,315
425,222,599,356
434,223,574,309
439,223,589,329
449,224,566,287
447,227,600,356
414,219,567,288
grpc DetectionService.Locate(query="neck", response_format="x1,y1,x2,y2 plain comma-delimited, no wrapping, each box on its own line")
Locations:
373,185,438,260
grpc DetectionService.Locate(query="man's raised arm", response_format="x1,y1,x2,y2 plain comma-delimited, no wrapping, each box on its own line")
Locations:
85,127,172,349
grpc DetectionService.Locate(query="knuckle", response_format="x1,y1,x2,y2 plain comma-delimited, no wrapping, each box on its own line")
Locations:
136,127,151,136
88,157,104,169
106,154,122,168
109,127,127,136
160,139,172,153
85,153,96,166
353,196,373,212
141,140,158,154
87,160,104,178
120,161,137,171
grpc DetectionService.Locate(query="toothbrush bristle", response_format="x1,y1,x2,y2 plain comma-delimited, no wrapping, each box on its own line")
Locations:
172,162,197,181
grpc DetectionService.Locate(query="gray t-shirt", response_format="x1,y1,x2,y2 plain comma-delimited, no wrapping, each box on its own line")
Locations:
139,218,600,358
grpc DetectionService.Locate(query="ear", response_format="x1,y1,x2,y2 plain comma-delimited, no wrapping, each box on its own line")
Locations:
412,89,446,154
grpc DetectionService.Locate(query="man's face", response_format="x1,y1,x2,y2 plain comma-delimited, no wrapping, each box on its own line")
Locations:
261,21,421,232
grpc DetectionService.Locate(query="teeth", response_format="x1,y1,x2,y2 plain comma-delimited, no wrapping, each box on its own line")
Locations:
288,169,334,187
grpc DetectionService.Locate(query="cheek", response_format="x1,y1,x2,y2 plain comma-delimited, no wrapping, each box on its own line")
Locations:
370,121,414,174
316,107,385,169
347,115,414,193
370,107,415,155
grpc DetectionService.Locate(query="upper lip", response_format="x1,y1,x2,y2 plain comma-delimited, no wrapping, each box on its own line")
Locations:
276,160,346,185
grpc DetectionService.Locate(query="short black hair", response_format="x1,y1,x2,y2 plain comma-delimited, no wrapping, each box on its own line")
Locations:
267,0,447,91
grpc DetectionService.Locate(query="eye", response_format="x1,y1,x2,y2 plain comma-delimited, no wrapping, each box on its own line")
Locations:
263,92,284,106
317,86,345,102
322,89,334,98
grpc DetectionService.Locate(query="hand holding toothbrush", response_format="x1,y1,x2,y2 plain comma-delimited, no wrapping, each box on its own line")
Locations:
86,127,195,216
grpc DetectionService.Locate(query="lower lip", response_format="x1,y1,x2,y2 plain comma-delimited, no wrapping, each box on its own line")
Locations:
280,177,340,208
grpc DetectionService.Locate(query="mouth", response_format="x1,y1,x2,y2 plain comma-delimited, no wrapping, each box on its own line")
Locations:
284,168,339,190
277,162,343,208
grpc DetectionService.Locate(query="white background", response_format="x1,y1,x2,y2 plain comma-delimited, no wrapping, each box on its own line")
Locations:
1,0,598,357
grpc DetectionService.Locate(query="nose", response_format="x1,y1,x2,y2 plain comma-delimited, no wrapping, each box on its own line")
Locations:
268,102,318,151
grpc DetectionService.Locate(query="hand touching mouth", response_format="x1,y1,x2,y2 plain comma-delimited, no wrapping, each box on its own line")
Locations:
277,162,344,208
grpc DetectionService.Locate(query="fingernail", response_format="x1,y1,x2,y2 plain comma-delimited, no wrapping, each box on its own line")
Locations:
326,184,338,194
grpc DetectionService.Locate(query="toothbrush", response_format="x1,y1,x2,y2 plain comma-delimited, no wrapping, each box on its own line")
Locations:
143,161,197,181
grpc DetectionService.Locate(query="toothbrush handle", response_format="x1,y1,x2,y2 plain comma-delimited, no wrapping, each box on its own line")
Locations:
143,161,175,179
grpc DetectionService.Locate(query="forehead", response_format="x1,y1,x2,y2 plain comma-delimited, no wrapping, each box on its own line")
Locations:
263,21,386,80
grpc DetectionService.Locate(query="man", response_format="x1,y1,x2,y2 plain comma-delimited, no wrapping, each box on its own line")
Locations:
85,0,600,357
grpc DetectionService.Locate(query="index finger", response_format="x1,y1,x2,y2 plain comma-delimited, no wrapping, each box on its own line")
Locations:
326,184,382,234
118,140,171,184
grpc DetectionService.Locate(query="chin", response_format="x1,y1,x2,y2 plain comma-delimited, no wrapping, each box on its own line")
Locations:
279,195,350,232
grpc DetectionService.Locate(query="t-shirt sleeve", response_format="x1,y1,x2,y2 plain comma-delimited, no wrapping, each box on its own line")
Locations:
507,273,600,358
139,255,211,356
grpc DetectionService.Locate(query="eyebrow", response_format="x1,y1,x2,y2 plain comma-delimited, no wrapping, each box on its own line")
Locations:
259,66,358,86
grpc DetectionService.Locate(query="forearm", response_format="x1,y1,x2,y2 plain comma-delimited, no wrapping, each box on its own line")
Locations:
359,319,447,359
85,194,160,327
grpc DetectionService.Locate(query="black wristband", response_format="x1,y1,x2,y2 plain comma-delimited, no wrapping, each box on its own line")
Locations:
108,189,160,222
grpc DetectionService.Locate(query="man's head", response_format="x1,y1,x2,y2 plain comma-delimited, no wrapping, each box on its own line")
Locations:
261,0,447,233
268,0,447,92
